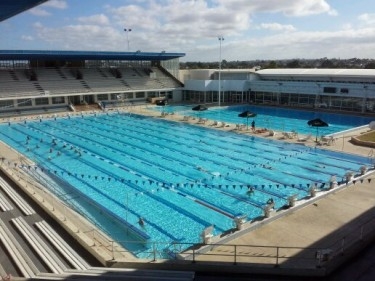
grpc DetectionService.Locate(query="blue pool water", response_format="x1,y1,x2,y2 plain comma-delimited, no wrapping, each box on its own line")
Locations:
156,104,374,136
0,111,372,258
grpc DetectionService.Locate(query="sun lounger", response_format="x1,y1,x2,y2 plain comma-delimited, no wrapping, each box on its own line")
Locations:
268,130,277,137
297,133,312,142
282,131,298,139
318,136,335,146
197,117,207,124
217,122,226,128
210,120,218,126
255,128,268,134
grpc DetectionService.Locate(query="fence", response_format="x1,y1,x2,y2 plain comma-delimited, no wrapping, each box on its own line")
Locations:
2,160,375,275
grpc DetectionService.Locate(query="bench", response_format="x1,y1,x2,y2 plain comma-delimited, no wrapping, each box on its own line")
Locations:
0,177,35,216
11,217,67,274
66,267,196,280
0,193,13,212
35,220,89,270
0,220,37,278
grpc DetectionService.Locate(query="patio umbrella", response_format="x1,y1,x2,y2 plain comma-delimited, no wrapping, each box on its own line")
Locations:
192,105,208,111
238,111,257,130
192,105,208,117
307,118,329,142
156,99,167,114
156,100,166,106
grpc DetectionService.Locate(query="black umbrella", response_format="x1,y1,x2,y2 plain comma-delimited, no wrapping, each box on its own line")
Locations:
156,99,167,114
238,111,257,130
156,100,167,106
192,105,208,111
307,118,329,142
192,105,208,117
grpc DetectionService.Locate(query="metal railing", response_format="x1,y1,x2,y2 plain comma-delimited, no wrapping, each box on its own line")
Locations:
2,160,375,273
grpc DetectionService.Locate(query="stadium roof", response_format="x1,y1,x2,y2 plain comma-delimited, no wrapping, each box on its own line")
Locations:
256,68,375,78
0,50,185,61
0,0,48,22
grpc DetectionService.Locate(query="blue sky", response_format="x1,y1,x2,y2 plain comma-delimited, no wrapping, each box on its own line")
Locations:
1,0,375,62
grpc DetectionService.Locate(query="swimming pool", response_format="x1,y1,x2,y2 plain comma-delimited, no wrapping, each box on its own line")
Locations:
156,104,374,136
0,112,372,258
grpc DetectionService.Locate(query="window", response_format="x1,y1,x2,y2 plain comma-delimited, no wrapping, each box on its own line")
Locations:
52,97,65,104
323,87,336,94
340,88,349,94
97,94,109,101
0,100,13,108
18,99,32,107
35,98,49,105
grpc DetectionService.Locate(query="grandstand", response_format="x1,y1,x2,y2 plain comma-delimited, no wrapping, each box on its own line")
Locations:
0,50,185,116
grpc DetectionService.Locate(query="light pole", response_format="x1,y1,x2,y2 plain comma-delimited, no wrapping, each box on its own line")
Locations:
124,28,132,51
218,36,224,107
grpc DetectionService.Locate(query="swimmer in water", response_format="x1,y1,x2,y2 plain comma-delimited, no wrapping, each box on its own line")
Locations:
247,186,255,196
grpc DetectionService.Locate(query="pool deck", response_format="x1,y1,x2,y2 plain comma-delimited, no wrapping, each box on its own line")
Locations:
1,105,375,278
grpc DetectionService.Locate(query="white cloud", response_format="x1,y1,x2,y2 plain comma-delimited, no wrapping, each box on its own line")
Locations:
21,35,34,41
29,8,51,17
29,0,67,17
41,0,68,10
358,13,375,25
33,22,121,50
258,23,296,32
78,14,110,26
22,0,375,61
216,0,337,17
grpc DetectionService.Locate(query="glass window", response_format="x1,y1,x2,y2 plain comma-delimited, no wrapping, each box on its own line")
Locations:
0,100,14,108
52,97,65,104
35,98,49,105
97,94,109,101
18,99,32,107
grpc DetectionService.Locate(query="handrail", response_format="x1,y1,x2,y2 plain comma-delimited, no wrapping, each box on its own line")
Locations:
101,212,375,267
3,157,375,272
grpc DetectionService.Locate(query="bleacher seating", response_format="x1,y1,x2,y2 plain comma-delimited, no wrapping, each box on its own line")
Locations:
0,66,181,101
11,216,67,274
0,220,38,278
35,220,90,270
0,192,13,212
0,176,35,216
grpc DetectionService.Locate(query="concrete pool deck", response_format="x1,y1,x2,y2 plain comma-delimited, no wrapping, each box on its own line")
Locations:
1,105,375,278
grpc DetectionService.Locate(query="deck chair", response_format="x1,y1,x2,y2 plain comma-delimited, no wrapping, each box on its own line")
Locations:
297,133,312,142
210,120,218,126
268,130,277,137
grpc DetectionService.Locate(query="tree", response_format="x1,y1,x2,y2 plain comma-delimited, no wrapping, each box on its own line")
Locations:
286,59,301,68
265,60,278,69
364,61,375,69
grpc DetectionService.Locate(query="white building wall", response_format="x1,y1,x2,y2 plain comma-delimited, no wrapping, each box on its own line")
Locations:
251,80,374,98
184,79,249,92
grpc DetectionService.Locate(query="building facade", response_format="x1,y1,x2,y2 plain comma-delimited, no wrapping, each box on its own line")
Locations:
182,68,375,114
